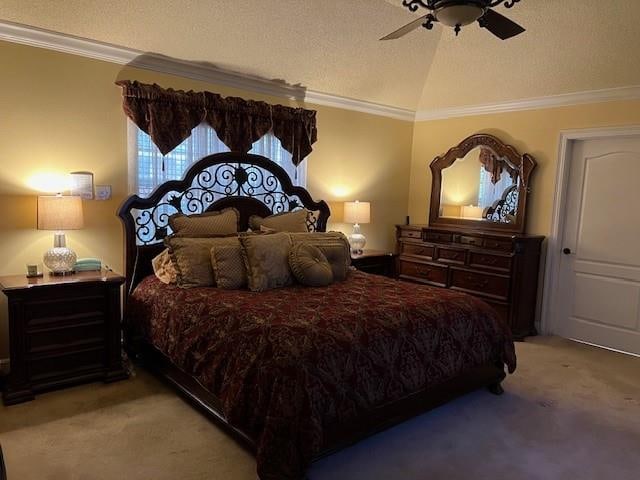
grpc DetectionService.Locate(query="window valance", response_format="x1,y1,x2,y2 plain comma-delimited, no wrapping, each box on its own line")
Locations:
116,81,318,165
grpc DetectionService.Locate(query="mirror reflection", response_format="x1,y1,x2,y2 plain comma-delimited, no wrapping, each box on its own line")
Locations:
440,146,520,224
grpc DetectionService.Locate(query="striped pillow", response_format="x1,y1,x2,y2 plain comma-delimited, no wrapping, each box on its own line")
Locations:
169,208,239,236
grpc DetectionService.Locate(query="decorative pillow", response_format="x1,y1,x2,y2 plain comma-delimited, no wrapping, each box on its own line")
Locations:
151,249,177,284
240,232,293,292
169,208,239,236
288,232,351,281
165,235,240,288
249,209,309,233
211,245,247,289
289,243,333,287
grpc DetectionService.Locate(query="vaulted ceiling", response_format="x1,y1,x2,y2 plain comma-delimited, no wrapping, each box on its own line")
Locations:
1,0,639,113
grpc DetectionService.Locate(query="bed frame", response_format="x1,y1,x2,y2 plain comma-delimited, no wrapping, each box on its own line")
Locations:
117,151,505,468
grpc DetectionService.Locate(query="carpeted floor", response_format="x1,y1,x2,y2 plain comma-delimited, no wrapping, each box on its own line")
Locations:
0,336,638,480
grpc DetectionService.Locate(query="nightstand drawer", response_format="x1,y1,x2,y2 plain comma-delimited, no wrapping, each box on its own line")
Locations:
27,319,105,353
398,260,447,287
450,268,510,300
25,292,106,328
29,346,105,382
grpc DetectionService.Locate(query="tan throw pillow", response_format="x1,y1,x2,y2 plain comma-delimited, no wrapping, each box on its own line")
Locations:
169,208,239,236
240,232,293,292
211,245,247,289
151,249,177,284
289,243,333,287
288,232,351,281
249,209,309,233
165,235,240,288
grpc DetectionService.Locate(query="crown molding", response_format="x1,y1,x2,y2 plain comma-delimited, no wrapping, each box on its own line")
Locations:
0,20,415,121
3,20,637,124
415,85,640,121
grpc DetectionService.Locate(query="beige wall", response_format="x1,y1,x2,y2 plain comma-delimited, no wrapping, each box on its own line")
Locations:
0,40,414,359
409,102,640,236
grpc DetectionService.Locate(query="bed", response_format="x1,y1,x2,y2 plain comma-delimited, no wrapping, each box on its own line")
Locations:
118,152,516,480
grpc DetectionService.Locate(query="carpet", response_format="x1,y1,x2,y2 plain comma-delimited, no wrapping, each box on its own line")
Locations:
0,336,638,480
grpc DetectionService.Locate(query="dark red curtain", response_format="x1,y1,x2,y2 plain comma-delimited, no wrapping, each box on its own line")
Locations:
116,81,317,165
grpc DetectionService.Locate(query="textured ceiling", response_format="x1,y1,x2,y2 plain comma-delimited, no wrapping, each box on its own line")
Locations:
1,0,639,112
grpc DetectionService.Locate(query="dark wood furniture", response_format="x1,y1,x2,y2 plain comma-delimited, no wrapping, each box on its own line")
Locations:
402,133,545,339
117,152,507,473
429,133,536,234
0,271,128,405
397,225,543,339
351,250,396,277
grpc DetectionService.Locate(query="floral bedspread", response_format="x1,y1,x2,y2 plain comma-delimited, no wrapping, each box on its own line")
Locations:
129,270,516,480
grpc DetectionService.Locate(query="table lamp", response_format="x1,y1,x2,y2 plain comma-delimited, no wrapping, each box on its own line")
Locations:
344,200,370,254
37,194,84,274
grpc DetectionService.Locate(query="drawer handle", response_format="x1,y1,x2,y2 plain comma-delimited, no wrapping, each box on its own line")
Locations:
482,256,498,265
415,265,432,279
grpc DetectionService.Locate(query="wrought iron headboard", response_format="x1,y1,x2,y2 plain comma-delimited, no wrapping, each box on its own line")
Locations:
117,151,330,296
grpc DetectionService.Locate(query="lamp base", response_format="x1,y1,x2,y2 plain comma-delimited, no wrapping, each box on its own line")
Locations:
43,233,77,274
349,224,366,255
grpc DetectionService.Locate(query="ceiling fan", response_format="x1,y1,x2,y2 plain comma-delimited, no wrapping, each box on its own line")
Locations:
381,0,526,41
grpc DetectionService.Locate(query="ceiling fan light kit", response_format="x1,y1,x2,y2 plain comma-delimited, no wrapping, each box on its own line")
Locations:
381,0,525,41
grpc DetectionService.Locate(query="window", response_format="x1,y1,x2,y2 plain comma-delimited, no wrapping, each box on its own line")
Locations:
129,122,306,197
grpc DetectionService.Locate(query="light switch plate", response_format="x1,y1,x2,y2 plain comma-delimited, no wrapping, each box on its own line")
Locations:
95,185,112,200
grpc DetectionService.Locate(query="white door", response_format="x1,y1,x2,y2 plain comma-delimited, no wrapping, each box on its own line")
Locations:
555,136,640,355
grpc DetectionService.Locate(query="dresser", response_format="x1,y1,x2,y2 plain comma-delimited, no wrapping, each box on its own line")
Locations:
396,225,544,339
0,271,128,405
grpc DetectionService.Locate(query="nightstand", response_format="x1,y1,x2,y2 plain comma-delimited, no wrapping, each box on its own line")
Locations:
351,250,397,277
0,271,128,405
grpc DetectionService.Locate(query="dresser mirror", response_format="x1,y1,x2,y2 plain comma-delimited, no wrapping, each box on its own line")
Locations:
429,134,536,233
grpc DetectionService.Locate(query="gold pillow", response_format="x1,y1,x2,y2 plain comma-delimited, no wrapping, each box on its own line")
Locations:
249,209,309,233
288,232,351,281
289,243,333,287
151,249,177,284
169,208,239,236
211,245,247,289
240,232,293,292
165,235,240,288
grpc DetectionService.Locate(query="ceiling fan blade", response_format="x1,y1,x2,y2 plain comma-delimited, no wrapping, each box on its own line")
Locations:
479,8,525,40
380,15,429,41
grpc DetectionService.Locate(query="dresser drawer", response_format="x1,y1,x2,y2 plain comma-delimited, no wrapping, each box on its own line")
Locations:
450,268,510,300
436,247,466,264
401,242,434,259
424,231,453,243
458,235,483,248
468,251,512,272
399,228,422,239
482,238,513,252
398,260,447,286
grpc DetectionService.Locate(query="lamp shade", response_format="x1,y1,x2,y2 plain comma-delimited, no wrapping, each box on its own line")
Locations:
344,201,370,224
37,195,84,231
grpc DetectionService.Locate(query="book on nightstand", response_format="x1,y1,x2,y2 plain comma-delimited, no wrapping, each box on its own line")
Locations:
74,258,102,272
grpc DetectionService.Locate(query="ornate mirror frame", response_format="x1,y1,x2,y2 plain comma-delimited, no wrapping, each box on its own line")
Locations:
429,133,536,234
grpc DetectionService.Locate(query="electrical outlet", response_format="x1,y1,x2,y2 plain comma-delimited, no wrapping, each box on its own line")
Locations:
95,185,112,200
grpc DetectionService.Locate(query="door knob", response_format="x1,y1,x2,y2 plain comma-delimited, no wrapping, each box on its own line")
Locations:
563,248,572,255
